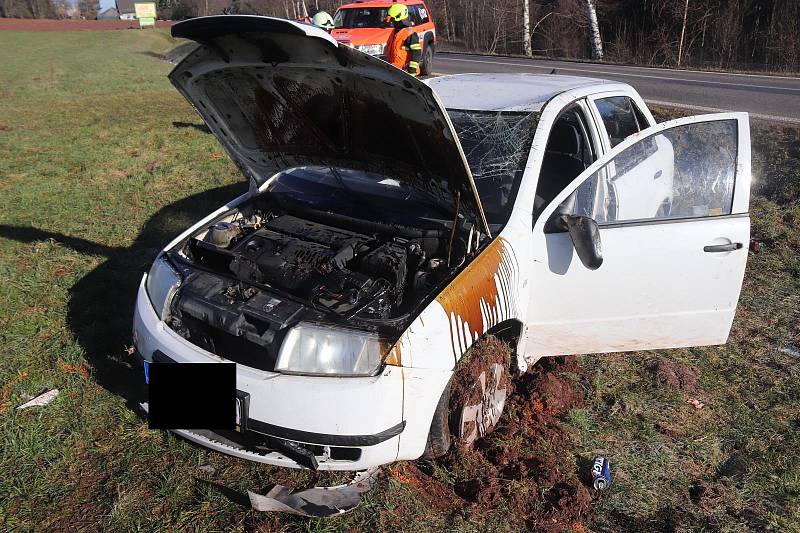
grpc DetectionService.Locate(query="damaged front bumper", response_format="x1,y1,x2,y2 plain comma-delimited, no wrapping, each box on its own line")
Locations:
133,274,409,471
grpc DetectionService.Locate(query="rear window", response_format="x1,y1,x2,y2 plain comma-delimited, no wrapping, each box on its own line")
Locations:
595,96,644,148
333,7,390,29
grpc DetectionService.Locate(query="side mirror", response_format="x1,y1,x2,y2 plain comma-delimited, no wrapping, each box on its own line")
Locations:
560,214,603,270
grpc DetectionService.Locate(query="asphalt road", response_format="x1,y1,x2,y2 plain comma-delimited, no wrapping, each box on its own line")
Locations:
433,53,800,124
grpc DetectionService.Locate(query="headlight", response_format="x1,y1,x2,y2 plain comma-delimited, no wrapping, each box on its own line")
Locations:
145,255,182,320
276,323,385,377
355,44,384,56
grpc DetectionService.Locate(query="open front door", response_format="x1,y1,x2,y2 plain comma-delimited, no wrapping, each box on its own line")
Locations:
522,113,751,357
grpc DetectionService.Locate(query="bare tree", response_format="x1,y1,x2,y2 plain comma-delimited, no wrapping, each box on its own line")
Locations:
78,0,98,18
583,0,603,60
523,0,532,56
677,0,690,65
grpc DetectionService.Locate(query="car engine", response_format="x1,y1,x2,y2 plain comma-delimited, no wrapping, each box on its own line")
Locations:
165,202,466,369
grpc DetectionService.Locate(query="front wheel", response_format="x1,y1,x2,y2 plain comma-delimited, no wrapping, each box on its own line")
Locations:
453,358,509,447
422,337,512,458
420,44,434,76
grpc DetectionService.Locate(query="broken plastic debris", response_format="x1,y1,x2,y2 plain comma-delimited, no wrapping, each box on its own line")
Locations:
17,389,59,410
779,345,800,358
248,467,380,516
687,398,704,409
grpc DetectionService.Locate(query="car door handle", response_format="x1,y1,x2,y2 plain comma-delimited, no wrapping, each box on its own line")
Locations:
704,242,743,253
654,170,663,180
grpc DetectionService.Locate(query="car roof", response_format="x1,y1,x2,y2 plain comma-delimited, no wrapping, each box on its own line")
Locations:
426,73,623,112
339,0,423,8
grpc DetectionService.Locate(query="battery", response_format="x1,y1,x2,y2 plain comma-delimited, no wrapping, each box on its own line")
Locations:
591,456,612,490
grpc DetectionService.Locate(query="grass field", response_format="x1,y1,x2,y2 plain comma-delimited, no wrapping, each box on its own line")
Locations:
0,28,798,532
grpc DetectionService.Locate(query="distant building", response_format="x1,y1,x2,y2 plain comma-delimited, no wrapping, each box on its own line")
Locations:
98,7,120,19
116,0,137,19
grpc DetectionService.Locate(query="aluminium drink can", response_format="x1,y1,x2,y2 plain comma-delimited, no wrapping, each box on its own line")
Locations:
591,456,611,490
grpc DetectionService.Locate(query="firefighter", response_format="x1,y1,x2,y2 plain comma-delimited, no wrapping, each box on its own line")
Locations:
311,11,334,33
384,3,423,76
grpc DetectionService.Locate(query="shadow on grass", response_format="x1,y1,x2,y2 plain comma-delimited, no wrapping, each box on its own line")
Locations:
172,121,211,134
195,477,251,507
0,182,247,412
139,50,166,60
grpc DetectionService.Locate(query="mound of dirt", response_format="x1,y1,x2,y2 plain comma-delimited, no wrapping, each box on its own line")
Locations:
401,353,593,532
386,463,464,514
650,357,700,392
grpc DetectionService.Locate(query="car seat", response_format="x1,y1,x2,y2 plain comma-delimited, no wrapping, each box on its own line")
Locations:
534,120,587,215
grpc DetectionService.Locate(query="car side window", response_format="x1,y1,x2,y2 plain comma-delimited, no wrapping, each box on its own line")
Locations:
416,5,430,23
534,105,597,218
406,6,417,24
570,119,738,224
595,96,644,148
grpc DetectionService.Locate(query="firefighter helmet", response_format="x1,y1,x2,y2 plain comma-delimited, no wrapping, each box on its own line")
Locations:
311,11,334,31
386,3,409,22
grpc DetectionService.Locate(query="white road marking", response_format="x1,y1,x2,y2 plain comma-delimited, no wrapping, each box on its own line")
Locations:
439,57,800,92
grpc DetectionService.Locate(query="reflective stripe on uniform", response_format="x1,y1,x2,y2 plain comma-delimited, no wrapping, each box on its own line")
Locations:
409,43,422,51
408,61,420,68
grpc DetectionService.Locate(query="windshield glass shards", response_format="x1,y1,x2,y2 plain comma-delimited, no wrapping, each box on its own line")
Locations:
448,109,540,225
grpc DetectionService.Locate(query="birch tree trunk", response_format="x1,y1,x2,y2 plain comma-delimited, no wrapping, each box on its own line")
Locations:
441,0,450,41
584,0,604,60
677,0,690,65
523,0,532,56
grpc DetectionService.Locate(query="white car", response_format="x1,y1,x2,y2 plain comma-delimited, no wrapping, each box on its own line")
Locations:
133,15,751,471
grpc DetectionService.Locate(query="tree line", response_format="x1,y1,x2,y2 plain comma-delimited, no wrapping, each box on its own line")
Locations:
1,0,100,19
425,0,798,71
2,0,797,71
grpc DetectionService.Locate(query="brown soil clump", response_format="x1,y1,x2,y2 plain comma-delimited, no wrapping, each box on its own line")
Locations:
651,357,700,392
426,354,594,532
387,463,463,514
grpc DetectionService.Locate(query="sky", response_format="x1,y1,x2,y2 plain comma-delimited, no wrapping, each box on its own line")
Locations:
100,0,116,11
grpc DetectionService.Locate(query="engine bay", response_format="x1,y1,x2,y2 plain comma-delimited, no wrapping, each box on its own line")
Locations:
165,192,477,369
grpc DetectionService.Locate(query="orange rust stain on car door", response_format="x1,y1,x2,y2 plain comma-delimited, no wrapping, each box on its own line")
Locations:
436,237,517,360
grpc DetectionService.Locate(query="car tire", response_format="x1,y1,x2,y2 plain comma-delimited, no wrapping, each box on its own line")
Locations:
449,337,511,448
420,44,434,76
423,337,512,458
421,385,451,459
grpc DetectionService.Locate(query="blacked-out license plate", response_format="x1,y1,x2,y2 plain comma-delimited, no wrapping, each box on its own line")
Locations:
147,361,236,430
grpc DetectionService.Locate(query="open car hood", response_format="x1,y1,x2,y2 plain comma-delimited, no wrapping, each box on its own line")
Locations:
170,16,489,234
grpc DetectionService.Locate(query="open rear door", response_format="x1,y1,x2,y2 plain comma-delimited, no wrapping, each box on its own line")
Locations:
523,113,751,357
